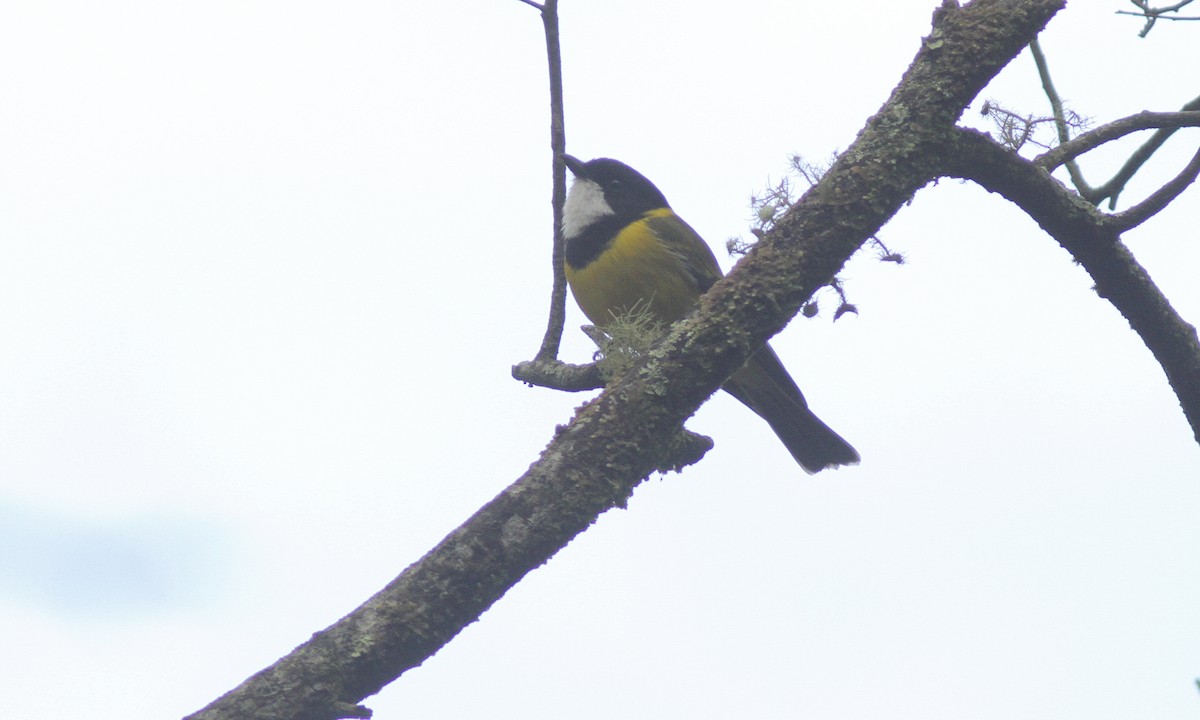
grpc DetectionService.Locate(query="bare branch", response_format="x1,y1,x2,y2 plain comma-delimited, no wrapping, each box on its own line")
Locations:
1118,0,1200,36
1035,110,1200,170
993,48,1200,217
1029,38,1094,195
943,129,1200,442
527,0,568,363
1108,144,1200,230
1085,95,1200,208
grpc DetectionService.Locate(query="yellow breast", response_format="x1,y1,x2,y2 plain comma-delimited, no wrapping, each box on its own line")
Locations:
565,209,702,327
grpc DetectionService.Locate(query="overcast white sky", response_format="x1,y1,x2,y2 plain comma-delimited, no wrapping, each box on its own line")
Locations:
1,2,1198,719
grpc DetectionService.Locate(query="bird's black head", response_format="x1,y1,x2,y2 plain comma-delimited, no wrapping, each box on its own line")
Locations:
562,155,670,239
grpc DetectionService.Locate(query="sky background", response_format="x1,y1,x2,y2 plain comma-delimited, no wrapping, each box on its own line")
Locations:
1,2,1198,719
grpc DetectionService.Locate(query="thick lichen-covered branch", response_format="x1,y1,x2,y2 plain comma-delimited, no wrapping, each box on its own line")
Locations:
185,2,1066,718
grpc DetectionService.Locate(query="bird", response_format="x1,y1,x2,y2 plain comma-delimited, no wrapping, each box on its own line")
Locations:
561,154,858,474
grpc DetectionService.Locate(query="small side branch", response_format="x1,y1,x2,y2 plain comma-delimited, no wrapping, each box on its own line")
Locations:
512,358,605,392
1028,38,1092,194
1082,96,1200,209
1108,144,1200,231
1035,110,1200,171
522,0,569,363
1118,0,1200,37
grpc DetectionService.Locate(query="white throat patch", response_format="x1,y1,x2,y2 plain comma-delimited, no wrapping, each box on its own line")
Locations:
562,177,614,239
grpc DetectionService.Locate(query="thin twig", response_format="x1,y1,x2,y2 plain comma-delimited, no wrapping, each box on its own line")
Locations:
1113,9,1200,16
512,0,597,389
1137,0,1197,10
1116,8,1200,15
1036,110,1200,170
1087,95,1200,208
527,0,568,362
1108,145,1200,231
1119,0,1199,36
1028,38,1093,195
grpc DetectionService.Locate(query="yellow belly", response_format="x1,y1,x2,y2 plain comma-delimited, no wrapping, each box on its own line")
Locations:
565,212,701,327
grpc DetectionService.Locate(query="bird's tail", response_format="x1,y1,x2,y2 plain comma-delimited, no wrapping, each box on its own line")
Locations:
723,346,859,474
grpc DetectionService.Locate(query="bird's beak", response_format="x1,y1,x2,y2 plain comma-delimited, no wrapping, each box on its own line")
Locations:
562,154,586,177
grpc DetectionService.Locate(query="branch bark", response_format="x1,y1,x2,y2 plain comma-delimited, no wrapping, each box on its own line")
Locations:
186,2,1067,718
